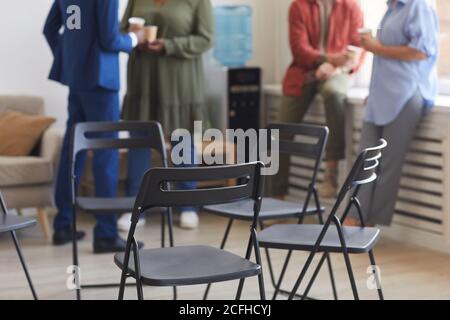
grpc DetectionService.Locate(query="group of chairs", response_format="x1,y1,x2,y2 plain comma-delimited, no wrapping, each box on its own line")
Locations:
1,120,387,300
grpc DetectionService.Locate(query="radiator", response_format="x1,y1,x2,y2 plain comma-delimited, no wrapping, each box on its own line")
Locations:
263,86,450,253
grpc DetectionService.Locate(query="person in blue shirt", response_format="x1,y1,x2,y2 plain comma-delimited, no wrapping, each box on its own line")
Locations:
43,0,145,253
347,0,439,226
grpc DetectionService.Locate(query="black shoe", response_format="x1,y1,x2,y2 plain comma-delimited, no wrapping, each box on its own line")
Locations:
53,227,86,246
93,237,144,254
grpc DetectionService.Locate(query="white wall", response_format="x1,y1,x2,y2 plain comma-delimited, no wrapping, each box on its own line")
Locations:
0,0,278,128
0,0,68,128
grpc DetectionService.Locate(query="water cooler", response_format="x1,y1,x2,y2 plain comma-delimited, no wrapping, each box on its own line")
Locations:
204,5,262,133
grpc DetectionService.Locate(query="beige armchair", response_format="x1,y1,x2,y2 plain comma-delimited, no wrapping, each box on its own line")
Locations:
0,95,62,238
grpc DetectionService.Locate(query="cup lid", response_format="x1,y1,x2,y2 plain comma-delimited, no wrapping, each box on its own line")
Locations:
128,17,146,25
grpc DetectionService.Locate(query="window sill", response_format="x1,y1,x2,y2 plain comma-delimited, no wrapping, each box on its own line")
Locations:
263,84,450,112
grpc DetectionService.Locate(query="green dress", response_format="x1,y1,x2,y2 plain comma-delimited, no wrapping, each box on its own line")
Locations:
121,0,214,134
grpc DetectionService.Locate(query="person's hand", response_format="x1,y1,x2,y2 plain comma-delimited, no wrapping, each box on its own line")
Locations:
344,51,359,70
139,39,165,55
360,33,382,54
315,62,336,81
132,29,146,46
326,52,352,68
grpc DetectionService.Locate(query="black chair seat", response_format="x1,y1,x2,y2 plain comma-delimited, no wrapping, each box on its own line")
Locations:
114,245,261,286
0,215,36,233
259,224,381,254
76,197,136,213
204,198,323,221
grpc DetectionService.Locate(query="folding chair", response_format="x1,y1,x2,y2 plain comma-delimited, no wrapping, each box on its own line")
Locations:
115,162,266,300
0,192,38,300
70,121,173,300
258,139,388,300
203,123,337,300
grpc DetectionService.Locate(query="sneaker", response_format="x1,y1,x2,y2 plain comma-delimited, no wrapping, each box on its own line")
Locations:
118,213,146,232
93,237,144,254
53,227,86,246
318,166,338,198
179,211,199,230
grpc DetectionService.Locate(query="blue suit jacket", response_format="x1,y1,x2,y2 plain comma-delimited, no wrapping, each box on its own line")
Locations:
43,0,133,91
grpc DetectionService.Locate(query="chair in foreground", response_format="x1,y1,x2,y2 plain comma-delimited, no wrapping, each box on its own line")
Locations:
0,192,38,300
258,139,388,300
203,123,337,300
115,162,266,300
70,121,173,300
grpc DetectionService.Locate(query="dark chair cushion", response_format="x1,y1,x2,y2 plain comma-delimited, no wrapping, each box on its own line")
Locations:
115,245,261,286
258,224,381,254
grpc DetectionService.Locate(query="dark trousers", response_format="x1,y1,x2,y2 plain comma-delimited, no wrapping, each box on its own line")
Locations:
349,90,425,226
54,88,120,240
273,74,350,195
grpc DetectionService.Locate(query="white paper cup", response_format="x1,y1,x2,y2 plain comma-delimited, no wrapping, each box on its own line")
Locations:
144,26,158,42
357,28,373,36
128,17,146,32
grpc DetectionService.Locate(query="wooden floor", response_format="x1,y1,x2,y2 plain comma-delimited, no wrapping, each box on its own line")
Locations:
2,212,450,300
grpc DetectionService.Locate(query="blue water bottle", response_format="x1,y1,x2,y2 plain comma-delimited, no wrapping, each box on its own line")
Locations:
213,5,253,68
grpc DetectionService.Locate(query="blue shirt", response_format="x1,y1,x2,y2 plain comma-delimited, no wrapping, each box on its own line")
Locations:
365,0,439,126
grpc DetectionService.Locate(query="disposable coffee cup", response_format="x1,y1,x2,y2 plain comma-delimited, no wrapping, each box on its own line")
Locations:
128,17,145,32
144,26,158,42
357,28,373,36
347,45,362,58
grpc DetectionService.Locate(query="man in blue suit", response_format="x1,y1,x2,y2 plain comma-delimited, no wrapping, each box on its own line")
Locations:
44,0,145,253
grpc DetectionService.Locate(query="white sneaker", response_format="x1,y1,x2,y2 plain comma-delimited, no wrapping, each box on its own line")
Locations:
118,213,146,232
179,211,199,230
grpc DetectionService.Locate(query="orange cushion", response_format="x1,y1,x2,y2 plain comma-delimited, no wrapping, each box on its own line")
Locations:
0,111,55,156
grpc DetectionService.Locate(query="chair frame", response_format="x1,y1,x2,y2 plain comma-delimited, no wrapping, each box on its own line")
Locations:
70,121,173,300
203,123,338,300
0,193,38,300
278,139,388,300
117,162,266,300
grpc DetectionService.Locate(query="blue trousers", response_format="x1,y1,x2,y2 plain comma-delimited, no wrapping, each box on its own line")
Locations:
54,88,120,240
126,134,197,212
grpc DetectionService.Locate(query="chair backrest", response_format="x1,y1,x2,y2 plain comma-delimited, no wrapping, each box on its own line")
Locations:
132,162,265,225
331,139,388,220
71,121,166,163
264,123,329,186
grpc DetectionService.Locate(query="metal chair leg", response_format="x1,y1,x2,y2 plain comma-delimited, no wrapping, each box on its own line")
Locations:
317,211,338,300
132,240,144,300
203,218,234,300
166,209,177,300
10,231,38,300
71,209,81,300
252,229,266,300
301,252,328,300
258,221,279,290
118,272,128,300
342,250,359,300
288,249,318,300
235,234,253,300
324,253,338,300
368,250,384,300
271,250,293,300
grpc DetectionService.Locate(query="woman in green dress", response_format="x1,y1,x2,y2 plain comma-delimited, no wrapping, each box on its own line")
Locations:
118,0,214,230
